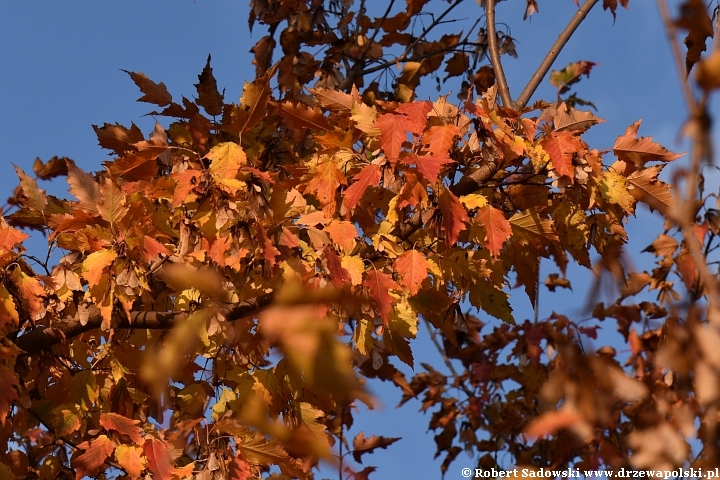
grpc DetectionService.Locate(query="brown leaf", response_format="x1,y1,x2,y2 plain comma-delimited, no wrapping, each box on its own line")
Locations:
0,365,18,425
613,120,683,167
100,412,144,444
523,409,582,438
351,432,401,463
602,0,629,20
232,63,278,134
33,156,70,180
66,161,101,214
73,435,115,480
675,0,714,75
553,103,605,132
122,70,172,107
195,54,224,116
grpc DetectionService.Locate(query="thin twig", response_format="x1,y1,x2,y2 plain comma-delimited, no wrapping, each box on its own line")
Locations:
486,0,514,108
423,318,473,396
656,0,697,111
515,0,600,109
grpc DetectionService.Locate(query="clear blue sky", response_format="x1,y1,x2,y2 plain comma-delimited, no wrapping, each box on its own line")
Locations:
0,1,709,478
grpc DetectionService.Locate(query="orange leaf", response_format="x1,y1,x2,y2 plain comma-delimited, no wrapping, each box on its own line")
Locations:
438,190,469,247
171,169,201,208
613,120,682,167
10,268,45,319
0,284,19,328
324,221,358,252
143,236,170,263
307,161,346,214
100,412,144,444
394,250,430,295
256,224,280,268
325,247,352,289
421,124,461,157
0,365,18,425
73,435,115,480
363,271,400,325
344,164,381,210
523,409,582,439
277,101,331,131
0,225,28,252
395,101,432,135
208,235,231,268
541,131,579,179
232,64,277,133
402,154,454,183
376,113,412,160
114,445,145,480
144,437,174,480
476,205,512,258
82,249,118,288
207,142,246,180
352,432,401,463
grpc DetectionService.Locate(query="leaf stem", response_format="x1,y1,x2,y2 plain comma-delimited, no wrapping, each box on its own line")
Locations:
515,0,600,109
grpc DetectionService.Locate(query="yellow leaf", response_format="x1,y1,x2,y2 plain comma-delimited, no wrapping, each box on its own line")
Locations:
341,255,364,286
82,249,118,287
206,142,245,179
460,193,488,210
600,170,636,214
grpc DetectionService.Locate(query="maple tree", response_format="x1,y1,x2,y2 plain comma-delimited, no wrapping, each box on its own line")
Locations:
2,0,720,478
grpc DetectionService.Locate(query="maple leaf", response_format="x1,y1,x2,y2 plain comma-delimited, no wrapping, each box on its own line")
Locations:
144,436,174,480
421,124,461,157
344,163,381,210
396,101,432,135
309,87,355,112
207,142,246,180
602,0,629,20
100,412,144,443
376,113,412,160
438,190,469,247
0,225,28,251
363,270,400,325
524,409,583,439
276,101,332,132
73,435,115,480
143,236,170,263
232,63,278,134
82,249,118,288
599,170,637,215
66,161,101,214
11,268,45,320
469,279,514,324
307,161,346,214
613,120,682,167
122,70,172,106
325,246,352,289
553,103,605,132
324,221,358,252
98,178,128,225
675,0,714,75
228,455,253,480
0,365,18,425
93,122,144,155
403,154,455,183
33,155,69,180
476,205,512,258
256,223,280,268
171,169,201,208
394,250,431,295
115,445,146,480
14,165,47,212
195,54,224,116
628,166,674,214
541,131,580,179
550,61,596,94
352,432,401,463
0,284,19,328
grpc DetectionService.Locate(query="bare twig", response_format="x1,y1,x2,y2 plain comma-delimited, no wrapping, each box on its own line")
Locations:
515,0,600,109
486,0,514,108
656,0,697,110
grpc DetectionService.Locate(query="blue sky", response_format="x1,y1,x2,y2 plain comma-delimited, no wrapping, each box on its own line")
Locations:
0,1,709,478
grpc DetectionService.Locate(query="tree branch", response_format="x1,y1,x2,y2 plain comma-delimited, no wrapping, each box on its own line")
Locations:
486,0,514,109
15,293,275,355
515,0,599,109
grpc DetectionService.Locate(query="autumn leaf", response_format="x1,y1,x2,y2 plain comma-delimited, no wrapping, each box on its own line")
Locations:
14,165,47,212
228,455,253,480
675,0,714,75
523,409,582,438
10,268,45,320
114,445,146,480
0,284,19,328
396,101,432,135
0,365,18,425
73,435,115,480
325,246,352,289
469,279,514,324
476,205,512,258
403,154,455,183
307,161,346,213
122,70,172,106
599,170,636,215
82,249,118,288
66,160,101,214
376,113,412,160
344,163,381,210
144,436,174,480
325,221,358,252
98,178,128,224
438,190,469,247
627,165,674,214
276,101,332,132
394,250,430,295
352,432,401,463
195,54,224,116
613,120,682,167
549,61,596,94
363,270,400,325
207,142,246,180
542,131,580,179
100,412,143,443
421,124,461,157
0,225,28,252
553,103,605,132
309,87,355,112
232,63,278,134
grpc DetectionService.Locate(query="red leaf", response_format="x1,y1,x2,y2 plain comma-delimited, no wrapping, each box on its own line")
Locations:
394,250,431,295
438,190,469,247
143,436,174,480
421,124,461,157
324,247,352,289
363,271,400,325
402,154,455,183
376,113,412,160
476,205,512,258
228,455,253,480
73,435,115,480
0,225,28,251
344,164,381,210
100,412,144,444
395,101,432,135
541,131,579,179
143,236,170,263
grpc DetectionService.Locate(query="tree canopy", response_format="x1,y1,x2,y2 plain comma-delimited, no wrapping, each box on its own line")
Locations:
1,0,720,478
